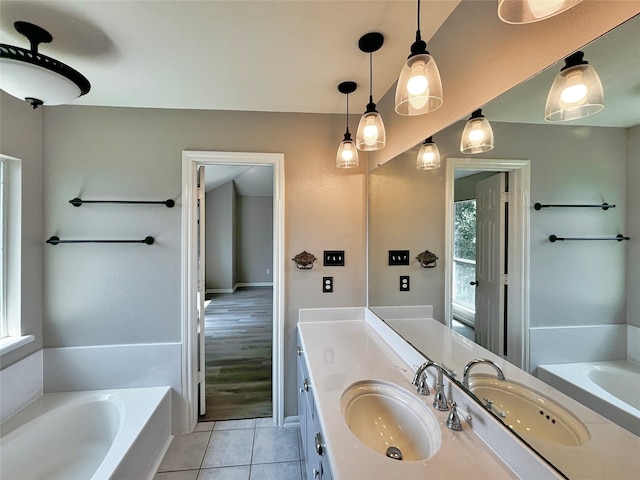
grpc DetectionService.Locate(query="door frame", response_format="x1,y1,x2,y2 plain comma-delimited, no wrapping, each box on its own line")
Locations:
444,158,530,369
181,150,285,433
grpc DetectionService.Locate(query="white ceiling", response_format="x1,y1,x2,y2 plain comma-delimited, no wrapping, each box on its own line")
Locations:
0,0,459,114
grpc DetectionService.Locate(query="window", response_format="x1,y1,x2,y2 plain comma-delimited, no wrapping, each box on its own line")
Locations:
0,155,31,354
453,200,476,325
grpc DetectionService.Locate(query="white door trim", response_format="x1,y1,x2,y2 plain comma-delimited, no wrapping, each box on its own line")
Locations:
181,150,285,433
444,158,530,369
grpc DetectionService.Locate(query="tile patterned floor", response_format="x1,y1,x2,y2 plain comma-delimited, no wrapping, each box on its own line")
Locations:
155,419,306,480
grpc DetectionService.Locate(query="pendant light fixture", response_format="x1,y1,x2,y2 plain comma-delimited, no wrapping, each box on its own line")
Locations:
336,81,359,169
498,0,583,24
356,32,386,151
544,51,604,122
395,0,443,116
460,109,494,154
0,21,91,109
416,136,440,170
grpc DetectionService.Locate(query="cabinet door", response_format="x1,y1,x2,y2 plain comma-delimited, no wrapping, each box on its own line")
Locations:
297,358,307,462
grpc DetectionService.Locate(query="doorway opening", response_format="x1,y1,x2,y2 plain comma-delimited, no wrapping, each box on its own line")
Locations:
445,158,530,369
181,151,285,434
200,164,274,421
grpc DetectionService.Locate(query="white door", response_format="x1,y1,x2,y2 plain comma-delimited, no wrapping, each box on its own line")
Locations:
474,173,506,356
197,166,207,416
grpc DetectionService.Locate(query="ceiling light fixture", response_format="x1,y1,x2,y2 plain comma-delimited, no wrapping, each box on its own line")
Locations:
416,136,440,170
498,0,583,24
336,81,359,169
395,0,443,116
0,21,90,109
460,109,494,154
356,32,386,151
544,51,604,122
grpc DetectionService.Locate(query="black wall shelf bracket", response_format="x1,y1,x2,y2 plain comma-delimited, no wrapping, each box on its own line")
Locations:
46,236,155,245
534,202,614,211
69,197,175,208
549,234,630,243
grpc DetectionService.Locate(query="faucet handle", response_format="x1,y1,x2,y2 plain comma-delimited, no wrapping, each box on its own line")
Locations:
446,401,463,431
417,372,430,396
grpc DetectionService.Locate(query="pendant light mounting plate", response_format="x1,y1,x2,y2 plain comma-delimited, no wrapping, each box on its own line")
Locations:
338,81,357,95
358,32,384,53
14,21,52,52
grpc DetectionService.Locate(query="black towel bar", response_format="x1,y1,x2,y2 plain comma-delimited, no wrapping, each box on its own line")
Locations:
46,236,155,245
549,234,630,242
69,197,174,208
534,202,614,210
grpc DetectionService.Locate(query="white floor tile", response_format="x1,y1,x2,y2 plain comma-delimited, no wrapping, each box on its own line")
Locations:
202,429,255,468
252,427,300,464
158,432,212,472
255,417,274,428
154,470,199,480
197,465,251,480
195,421,216,432
213,419,256,430
249,461,302,480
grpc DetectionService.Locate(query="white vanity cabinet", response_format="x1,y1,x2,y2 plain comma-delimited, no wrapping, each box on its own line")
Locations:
297,339,332,480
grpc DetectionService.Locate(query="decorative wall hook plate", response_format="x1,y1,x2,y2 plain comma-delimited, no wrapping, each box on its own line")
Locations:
416,250,438,268
292,251,317,270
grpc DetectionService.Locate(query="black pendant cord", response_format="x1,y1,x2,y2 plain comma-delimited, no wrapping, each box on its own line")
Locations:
345,92,350,134
369,52,374,104
417,0,421,33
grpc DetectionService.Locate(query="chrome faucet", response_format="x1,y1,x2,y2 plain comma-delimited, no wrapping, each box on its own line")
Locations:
462,358,506,389
412,361,449,411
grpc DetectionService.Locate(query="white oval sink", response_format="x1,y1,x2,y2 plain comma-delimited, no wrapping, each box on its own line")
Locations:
340,380,441,461
468,375,590,446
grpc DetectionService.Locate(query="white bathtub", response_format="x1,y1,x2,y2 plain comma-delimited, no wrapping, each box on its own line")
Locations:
537,361,640,437
0,387,172,480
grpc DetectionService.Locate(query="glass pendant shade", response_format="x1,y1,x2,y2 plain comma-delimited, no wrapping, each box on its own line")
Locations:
395,53,443,116
545,52,604,122
460,109,494,154
0,22,90,109
416,137,440,170
356,109,386,151
336,132,359,169
498,0,583,24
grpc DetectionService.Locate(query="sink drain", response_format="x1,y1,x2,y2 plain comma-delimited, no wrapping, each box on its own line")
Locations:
385,446,403,460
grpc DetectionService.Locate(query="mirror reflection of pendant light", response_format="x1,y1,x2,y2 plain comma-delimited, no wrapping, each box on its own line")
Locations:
0,21,90,109
336,81,359,169
356,32,386,151
460,109,494,154
544,51,604,122
416,136,440,170
394,0,443,116
498,0,583,24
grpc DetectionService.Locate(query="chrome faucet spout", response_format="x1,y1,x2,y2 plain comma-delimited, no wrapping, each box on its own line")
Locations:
462,358,506,389
412,361,449,410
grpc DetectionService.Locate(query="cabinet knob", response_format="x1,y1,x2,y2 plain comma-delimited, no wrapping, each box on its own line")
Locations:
315,432,324,456
299,378,310,393
297,346,303,356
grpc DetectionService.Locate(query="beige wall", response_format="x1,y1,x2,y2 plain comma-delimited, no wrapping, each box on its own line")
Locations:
237,195,273,284
0,92,44,368
41,106,366,415
205,182,236,290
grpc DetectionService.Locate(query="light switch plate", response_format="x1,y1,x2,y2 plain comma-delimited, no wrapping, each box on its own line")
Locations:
324,250,345,266
389,250,410,265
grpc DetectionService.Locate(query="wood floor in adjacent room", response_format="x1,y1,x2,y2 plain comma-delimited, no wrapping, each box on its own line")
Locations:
201,286,273,422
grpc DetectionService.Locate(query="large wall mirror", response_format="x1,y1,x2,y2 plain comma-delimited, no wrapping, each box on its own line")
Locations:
368,13,639,476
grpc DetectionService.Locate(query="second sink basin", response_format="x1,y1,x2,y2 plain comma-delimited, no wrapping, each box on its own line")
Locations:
340,379,441,461
468,375,590,446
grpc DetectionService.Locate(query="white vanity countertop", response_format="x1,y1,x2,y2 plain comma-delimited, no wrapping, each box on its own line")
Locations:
298,313,545,480
385,316,640,480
